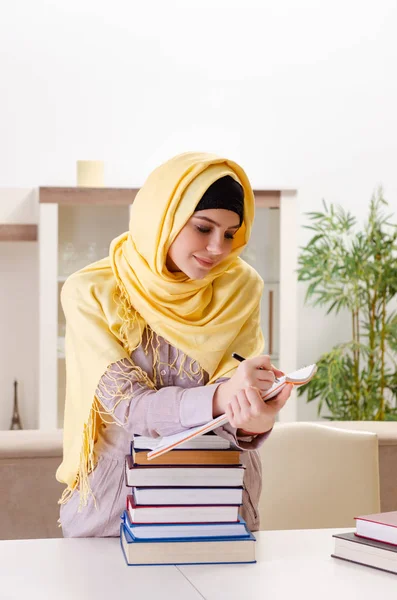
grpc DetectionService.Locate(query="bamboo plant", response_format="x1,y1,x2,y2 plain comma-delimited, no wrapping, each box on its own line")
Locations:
297,188,397,420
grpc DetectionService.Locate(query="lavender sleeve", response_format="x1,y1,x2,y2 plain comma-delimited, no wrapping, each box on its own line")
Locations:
215,421,272,451
95,359,216,438
95,359,272,449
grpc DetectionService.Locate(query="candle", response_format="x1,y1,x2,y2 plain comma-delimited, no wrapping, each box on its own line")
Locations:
76,160,104,187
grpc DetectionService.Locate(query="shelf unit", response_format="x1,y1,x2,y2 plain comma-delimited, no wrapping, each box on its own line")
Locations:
38,187,298,429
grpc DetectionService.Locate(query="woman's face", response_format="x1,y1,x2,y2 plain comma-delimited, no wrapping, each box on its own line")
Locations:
166,209,241,280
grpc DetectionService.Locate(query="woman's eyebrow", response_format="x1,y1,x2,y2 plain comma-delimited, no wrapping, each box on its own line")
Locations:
193,216,240,229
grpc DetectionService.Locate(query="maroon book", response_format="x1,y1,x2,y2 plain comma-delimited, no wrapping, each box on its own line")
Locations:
355,511,397,546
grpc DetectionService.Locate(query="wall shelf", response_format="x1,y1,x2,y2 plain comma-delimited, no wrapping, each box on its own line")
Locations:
39,187,139,206
0,224,38,241
39,187,296,209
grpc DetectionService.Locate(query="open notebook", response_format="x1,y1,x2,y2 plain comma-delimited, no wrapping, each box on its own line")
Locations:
147,363,317,460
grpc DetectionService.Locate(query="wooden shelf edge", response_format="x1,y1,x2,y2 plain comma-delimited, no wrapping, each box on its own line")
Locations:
0,224,38,241
39,187,139,205
39,187,296,207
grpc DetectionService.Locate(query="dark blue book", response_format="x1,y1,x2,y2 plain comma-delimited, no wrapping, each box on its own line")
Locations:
121,509,250,541
120,522,256,566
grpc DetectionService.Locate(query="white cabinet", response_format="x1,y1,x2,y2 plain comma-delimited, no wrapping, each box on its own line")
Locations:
38,188,298,429
245,190,298,422
38,188,134,429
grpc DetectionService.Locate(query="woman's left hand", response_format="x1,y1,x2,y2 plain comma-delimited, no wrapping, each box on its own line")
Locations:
225,383,293,435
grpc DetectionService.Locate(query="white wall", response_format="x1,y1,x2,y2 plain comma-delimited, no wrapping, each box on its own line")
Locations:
0,190,39,428
0,242,38,429
1,0,396,425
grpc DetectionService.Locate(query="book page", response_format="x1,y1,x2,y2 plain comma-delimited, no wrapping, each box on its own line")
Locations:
147,414,228,459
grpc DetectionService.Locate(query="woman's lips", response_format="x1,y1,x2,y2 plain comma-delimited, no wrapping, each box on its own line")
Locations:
194,256,215,268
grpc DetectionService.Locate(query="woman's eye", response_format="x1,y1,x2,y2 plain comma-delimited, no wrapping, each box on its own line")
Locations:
196,226,211,234
225,232,235,240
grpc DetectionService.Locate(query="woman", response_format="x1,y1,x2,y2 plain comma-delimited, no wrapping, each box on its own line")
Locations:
57,151,292,537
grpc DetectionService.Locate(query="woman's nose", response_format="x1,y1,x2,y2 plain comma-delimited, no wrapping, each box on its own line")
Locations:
206,237,225,255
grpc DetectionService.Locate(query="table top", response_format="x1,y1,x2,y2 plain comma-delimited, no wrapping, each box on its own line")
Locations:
0,528,396,600
180,528,397,600
0,536,202,600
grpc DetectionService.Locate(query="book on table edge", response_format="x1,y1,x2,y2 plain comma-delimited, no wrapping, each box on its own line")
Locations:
126,493,240,524
331,531,397,575
121,510,250,540
355,511,397,546
120,523,256,566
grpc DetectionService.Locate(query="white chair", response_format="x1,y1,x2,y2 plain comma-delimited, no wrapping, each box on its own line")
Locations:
258,422,380,530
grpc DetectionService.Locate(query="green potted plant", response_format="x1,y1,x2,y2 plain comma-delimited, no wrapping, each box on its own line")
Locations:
297,188,397,420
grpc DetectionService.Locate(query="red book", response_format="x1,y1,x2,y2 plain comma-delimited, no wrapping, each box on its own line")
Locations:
355,511,397,546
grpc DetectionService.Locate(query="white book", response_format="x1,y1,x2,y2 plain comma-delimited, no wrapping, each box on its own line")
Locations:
133,433,231,451
133,486,243,506
147,364,318,461
124,515,249,539
125,457,245,487
128,522,248,539
127,501,240,524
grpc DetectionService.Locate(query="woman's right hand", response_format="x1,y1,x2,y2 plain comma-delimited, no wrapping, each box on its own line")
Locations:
213,355,284,416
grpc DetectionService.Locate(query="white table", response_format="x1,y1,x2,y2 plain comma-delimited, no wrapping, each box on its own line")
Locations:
180,528,397,599
0,537,202,600
0,529,396,600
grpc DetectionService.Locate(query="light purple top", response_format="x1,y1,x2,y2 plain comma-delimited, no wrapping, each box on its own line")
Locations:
59,331,268,537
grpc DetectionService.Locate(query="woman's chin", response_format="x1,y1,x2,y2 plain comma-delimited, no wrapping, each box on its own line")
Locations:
183,266,209,281
187,271,206,280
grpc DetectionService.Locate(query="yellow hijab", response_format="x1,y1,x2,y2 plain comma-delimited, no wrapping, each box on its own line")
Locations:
56,152,264,503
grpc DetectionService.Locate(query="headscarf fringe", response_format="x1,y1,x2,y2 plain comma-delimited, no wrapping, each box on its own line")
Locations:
58,286,205,509
58,398,99,510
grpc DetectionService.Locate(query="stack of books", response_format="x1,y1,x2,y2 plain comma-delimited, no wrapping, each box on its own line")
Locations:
120,434,256,565
332,510,397,575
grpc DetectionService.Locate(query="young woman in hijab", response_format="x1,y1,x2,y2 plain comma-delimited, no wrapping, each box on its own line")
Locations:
57,151,293,536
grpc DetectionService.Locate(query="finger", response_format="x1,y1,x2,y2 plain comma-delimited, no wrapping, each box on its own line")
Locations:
265,383,293,409
236,389,254,421
255,370,276,383
247,372,276,392
245,355,272,370
244,386,266,415
254,379,276,393
272,366,285,377
229,396,242,422
225,402,236,428
236,389,252,409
